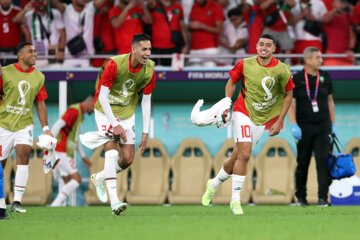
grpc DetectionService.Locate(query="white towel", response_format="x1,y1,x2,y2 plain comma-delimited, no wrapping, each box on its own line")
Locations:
191,97,232,128
36,134,59,174
80,131,114,149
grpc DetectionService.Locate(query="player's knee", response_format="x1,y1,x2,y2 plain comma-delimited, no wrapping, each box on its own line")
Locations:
122,154,134,166
238,151,251,161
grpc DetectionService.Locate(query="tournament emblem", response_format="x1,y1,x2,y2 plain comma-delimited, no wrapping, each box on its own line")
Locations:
320,76,324,83
17,80,30,105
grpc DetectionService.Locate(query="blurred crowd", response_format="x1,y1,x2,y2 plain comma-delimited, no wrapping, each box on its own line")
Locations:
1,0,360,68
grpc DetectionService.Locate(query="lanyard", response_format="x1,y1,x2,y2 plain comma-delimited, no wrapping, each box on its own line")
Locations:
304,68,320,101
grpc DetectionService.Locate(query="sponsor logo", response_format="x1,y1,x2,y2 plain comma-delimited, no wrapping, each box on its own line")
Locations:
233,187,242,191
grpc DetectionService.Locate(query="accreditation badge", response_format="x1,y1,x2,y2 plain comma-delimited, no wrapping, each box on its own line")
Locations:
312,100,319,113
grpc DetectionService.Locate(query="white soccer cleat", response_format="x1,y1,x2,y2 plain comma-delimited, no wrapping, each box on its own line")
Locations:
111,201,128,215
91,174,108,203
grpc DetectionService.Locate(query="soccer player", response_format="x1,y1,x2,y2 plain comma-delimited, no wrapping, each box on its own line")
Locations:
0,42,52,213
90,33,156,215
50,95,95,207
201,34,294,215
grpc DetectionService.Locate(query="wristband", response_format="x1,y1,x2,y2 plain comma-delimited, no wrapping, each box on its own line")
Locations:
58,48,65,52
43,126,50,132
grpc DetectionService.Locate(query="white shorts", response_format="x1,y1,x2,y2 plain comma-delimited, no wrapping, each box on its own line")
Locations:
0,124,33,161
54,151,78,177
94,109,136,145
232,112,265,149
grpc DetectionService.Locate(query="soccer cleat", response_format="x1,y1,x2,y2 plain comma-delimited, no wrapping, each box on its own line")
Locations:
202,179,216,206
230,201,244,215
296,198,310,207
318,199,331,207
111,201,128,215
0,208,9,219
11,201,26,213
91,174,108,203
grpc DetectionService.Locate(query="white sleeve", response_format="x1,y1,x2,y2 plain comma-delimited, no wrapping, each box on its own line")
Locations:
99,86,120,127
51,119,66,137
76,142,86,158
141,94,152,134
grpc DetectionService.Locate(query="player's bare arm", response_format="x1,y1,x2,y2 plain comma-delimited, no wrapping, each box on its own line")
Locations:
36,100,53,137
269,89,293,136
225,78,236,98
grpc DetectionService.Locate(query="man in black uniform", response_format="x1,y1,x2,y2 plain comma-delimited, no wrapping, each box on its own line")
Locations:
288,47,336,207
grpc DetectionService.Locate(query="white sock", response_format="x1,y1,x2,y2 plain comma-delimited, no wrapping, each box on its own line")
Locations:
95,159,122,182
211,167,231,190
231,175,246,202
95,170,105,182
104,150,119,206
14,165,29,203
115,160,123,173
51,179,80,207
0,198,5,209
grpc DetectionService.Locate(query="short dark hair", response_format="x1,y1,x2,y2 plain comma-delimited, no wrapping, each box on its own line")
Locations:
16,42,33,55
131,34,151,46
303,46,321,58
258,34,276,45
227,7,242,19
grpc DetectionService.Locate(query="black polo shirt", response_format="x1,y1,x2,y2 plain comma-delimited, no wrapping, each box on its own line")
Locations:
292,69,333,124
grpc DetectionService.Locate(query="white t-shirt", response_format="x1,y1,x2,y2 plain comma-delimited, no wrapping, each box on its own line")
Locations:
64,2,95,55
25,9,64,54
291,0,327,41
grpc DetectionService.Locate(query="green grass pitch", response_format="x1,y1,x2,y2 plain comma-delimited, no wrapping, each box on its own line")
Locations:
1,205,360,240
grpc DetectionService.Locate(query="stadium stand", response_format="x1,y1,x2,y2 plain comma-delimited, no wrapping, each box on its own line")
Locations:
168,138,212,204
8,140,52,205
345,138,360,178
127,138,170,205
252,138,296,204
85,146,128,205
212,138,254,205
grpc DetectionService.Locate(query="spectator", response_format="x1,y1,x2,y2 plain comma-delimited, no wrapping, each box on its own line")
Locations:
188,0,224,67
109,0,152,54
52,0,107,68
242,0,265,54
147,0,188,66
322,0,355,65
0,0,29,66
92,0,116,67
218,7,248,65
13,0,66,68
260,0,295,56
352,0,360,53
291,0,327,64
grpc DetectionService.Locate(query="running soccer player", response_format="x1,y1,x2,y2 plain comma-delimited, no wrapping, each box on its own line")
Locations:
0,42,52,213
50,95,94,207
90,33,156,215
202,34,295,215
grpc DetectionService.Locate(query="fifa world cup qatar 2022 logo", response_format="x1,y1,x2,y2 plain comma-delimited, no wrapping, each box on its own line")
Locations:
261,76,275,101
17,80,31,105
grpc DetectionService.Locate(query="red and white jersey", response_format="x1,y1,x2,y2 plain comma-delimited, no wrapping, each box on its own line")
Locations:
0,4,22,49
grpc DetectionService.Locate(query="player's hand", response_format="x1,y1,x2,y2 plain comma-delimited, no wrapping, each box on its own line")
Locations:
82,157,92,168
44,130,54,137
138,133,148,154
113,125,127,143
269,121,282,136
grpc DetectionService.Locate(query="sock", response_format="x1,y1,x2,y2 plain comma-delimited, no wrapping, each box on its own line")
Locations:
14,165,29,203
0,163,4,200
115,160,123,173
104,150,119,206
0,198,5,209
211,167,231,190
51,179,79,207
231,175,246,202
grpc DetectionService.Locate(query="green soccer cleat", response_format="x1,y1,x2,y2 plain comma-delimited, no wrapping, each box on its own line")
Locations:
230,201,244,215
202,179,216,206
91,174,108,203
111,201,128,215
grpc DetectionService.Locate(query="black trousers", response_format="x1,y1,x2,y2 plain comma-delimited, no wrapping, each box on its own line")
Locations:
295,121,332,201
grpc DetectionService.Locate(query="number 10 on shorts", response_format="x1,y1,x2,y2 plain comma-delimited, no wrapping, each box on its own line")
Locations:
241,125,250,138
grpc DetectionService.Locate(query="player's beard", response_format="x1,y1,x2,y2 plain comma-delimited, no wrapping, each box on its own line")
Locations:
1,4,11,10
